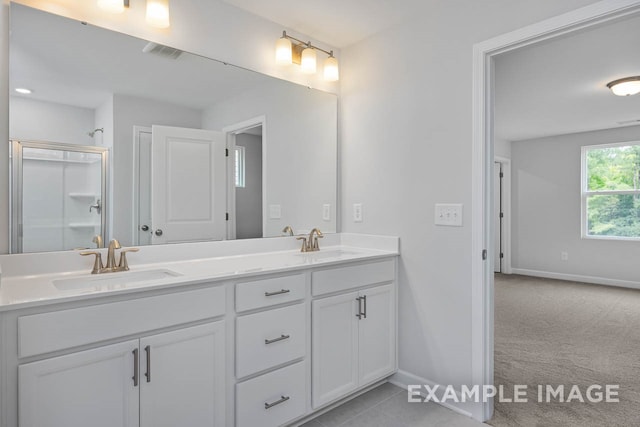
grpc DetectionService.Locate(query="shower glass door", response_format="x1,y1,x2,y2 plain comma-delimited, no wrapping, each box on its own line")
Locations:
11,140,108,253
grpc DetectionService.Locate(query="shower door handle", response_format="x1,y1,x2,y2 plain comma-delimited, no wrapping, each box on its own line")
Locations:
89,199,102,214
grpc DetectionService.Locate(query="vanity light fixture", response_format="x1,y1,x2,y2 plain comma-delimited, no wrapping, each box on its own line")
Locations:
275,31,339,82
97,0,170,29
606,76,640,96
15,88,32,94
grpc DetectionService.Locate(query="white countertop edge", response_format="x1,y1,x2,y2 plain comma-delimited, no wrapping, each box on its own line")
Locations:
0,242,399,312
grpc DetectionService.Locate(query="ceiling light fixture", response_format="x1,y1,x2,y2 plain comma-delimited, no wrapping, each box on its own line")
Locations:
97,0,171,29
275,31,339,82
606,76,640,96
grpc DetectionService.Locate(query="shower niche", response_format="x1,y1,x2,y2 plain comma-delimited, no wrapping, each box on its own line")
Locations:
10,140,108,253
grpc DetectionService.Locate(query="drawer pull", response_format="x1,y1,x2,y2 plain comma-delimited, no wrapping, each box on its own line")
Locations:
265,334,290,345
265,289,290,297
265,395,290,410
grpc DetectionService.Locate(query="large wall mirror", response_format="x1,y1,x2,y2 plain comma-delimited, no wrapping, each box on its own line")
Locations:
7,3,337,253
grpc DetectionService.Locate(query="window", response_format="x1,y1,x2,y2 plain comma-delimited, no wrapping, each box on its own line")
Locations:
234,146,246,188
582,142,640,239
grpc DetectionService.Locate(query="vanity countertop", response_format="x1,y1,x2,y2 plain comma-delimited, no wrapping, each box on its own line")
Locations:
0,243,398,312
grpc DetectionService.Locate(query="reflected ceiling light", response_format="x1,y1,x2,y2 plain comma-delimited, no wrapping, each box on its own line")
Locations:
97,0,129,14
275,31,339,82
146,0,171,29
15,88,32,94
607,76,640,96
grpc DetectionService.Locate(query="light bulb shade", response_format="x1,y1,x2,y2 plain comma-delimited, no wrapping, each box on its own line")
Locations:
324,56,339,82
97,0,125,13
300,47,317,74
146,0,170,28
275,37,292,66
607,76,640,96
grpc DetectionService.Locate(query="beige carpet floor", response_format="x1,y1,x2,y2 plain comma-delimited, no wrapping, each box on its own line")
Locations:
489,274,640,427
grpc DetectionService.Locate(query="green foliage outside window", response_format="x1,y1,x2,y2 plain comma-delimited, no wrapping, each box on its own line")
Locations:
585,144,640,238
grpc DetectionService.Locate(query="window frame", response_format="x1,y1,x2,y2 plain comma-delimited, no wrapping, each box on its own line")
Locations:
581,140,640,241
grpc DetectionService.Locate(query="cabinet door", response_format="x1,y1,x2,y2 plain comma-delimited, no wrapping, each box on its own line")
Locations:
139,321,225,427
358,284,396,385
312,291,359,408
19,340,139,427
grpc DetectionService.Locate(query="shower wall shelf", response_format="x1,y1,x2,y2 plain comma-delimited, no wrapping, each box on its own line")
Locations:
68,223,101,229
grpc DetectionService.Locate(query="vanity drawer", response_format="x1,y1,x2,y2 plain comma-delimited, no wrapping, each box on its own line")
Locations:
18,285,226,358
235,273,305,312
312,259,395,296
236,361,307,427
236,303,306,378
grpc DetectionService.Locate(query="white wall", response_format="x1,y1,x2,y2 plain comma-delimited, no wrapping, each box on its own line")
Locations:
10,97,95,144
339,0,601,416
111,94,202,245
235,133,262,239
511,125,640,284
202,82,337,237
494,137,512,159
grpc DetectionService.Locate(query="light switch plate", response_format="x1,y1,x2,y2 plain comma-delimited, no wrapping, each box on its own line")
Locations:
322,204,331,221
269,204,281,219
435,203,463,226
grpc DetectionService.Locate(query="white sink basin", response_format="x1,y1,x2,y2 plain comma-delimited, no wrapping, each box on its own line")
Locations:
53,269,182,290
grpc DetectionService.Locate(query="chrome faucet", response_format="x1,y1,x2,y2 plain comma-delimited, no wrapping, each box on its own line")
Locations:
80,239,139,274
282,225,294,236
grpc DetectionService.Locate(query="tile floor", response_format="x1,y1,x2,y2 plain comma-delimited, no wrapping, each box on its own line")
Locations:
300,383,485,427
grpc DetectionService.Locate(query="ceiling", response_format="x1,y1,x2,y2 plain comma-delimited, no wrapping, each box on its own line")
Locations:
221,0,416,48
494,13,640,142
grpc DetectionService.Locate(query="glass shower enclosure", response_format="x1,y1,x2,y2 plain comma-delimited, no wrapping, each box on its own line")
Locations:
10,140,108,253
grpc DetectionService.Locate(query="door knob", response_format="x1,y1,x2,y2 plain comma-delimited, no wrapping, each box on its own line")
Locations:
155,229,163,236
141,225,149,232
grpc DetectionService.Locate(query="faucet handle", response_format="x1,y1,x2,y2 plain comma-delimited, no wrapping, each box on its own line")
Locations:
296,236,308,252
80,251,104,274
118,248,139,271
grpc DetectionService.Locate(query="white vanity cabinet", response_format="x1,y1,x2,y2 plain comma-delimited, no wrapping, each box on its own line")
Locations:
311,261,397,409
18,322,226,427
13,285,227,427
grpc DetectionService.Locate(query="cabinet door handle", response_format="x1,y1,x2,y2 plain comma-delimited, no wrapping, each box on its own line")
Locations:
144,345,151,383
132,348,139,387
265,289,290,297
355,296,363,319
265,334,290,345
362,295,367,319
265,395,290,410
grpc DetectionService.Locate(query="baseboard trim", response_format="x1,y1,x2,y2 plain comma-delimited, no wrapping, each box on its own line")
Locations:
389,370,474,419
511,268,640,290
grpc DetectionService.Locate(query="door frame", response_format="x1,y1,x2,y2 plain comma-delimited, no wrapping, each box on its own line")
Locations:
222,116,266,240
471,0,640,421
494,156,511,274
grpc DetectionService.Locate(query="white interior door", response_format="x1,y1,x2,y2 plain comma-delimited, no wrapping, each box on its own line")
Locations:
151,125,226,244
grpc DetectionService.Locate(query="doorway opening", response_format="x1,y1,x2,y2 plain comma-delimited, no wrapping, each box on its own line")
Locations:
472,0,640,422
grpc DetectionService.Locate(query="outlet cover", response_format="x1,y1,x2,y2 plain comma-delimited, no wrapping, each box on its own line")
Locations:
322,204,331,221
353,203,363,222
